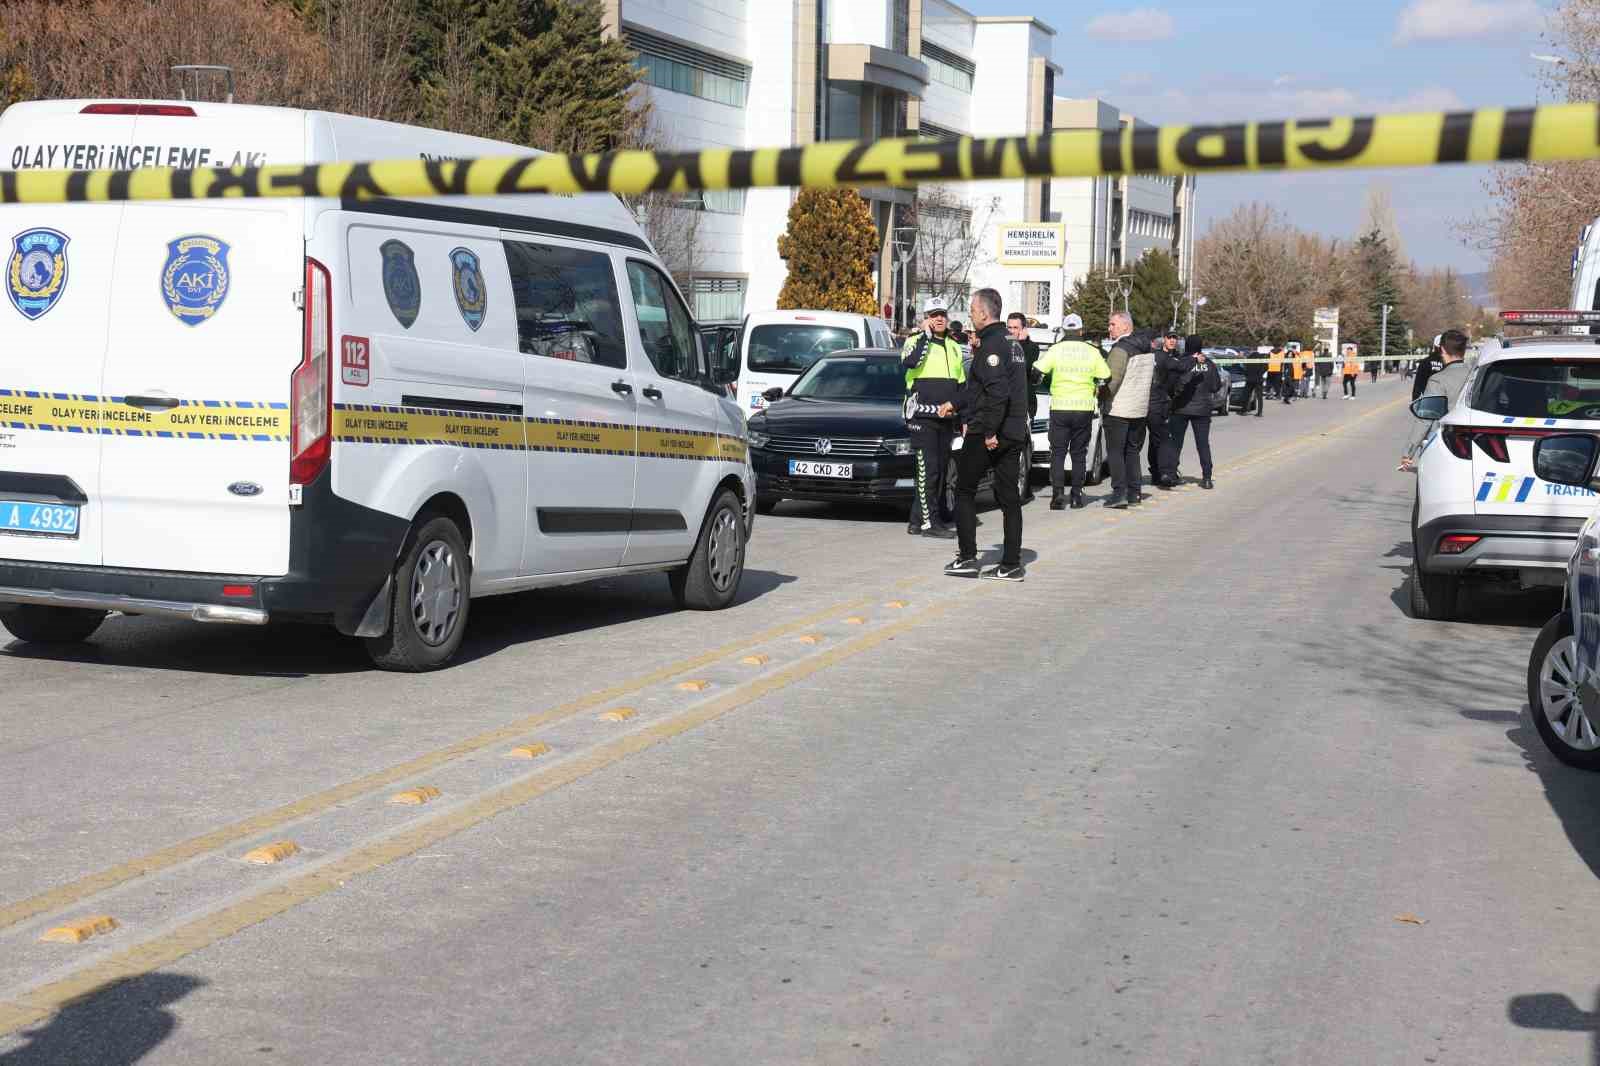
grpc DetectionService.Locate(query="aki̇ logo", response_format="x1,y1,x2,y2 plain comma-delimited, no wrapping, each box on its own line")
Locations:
449,246,486,332
380,239,420,329
162,234,231,326
7,228,69,320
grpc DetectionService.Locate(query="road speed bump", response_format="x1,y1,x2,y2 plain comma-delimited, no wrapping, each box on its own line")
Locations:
598,707,637,722
798,634,824,645
241,841,300,865
507,742,551,760
676,679,712,692
388,786,442,806
844,616,866,625
885,601,909,609
39,915,118,944
740,654,770,666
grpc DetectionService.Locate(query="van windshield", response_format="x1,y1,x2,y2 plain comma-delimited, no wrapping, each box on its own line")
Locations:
1473,359,1600,422
748,324,858,373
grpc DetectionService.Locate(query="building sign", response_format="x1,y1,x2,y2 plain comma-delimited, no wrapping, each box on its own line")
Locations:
1312,307,1340,328
997,223,1065,266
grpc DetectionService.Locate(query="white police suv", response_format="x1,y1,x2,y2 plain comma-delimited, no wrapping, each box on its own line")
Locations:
0,99,753,670
1410,313,1600,621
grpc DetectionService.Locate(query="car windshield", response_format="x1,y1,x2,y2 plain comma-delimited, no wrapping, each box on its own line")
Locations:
789,356,904,402
747,324,858,373
1473,359,1600,422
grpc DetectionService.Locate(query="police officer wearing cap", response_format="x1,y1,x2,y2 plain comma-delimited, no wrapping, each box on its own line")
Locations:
901,296,967,537
1031,313,1109,509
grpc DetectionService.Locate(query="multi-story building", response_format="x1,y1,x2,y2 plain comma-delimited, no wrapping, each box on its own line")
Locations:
603,1,1193,329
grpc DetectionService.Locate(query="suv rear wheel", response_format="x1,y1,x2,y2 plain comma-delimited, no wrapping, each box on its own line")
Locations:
0,604,107,644
365,514,471,672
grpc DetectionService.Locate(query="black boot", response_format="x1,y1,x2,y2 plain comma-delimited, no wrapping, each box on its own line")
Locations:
1201,477,1214,490
1070,491,1087,509
1050,492,1066,511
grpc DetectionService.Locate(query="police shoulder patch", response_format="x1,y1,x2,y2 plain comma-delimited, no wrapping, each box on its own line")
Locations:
162,234,230,326
987,353,999,367
449,246,486,332
8,228,69,321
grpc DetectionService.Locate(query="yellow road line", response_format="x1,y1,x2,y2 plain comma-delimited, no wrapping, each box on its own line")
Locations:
0,592,977,1034
0,596,876,934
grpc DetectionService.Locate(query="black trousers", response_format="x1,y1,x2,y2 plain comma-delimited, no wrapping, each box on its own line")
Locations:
1048,409,1094,496
1168,413,1213,478
1343,374,1357,396
1265,371,1281,398
1103,415,1146,502
1147,399,1172,482
1369,365,1378,382
1240,380,1263,415
955,434,1023,567
908,420,954,528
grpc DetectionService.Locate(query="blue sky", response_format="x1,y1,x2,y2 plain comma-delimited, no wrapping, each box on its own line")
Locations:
958,0,1557,270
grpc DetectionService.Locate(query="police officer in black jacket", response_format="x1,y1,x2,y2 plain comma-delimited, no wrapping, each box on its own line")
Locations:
1150,331,1189,488
1413,336,1445,400
937,288,1028,582
1006,312,1041,502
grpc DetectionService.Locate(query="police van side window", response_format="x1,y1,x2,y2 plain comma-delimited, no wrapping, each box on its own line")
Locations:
503,240,627,370
626,260,701,383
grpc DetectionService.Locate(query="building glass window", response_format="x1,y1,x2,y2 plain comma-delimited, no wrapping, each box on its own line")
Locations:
921,42,975,93
692,277,746,321
503,241,628,370
625,27,749,108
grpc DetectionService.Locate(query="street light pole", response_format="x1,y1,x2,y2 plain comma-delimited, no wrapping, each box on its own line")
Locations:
1381,302,1392,368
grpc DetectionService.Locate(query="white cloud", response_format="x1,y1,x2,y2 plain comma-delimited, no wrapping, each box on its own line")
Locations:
1394,0,1541,43
1085,8,1176,42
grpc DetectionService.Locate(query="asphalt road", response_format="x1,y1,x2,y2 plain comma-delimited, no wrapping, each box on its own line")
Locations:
3,375,1598,1065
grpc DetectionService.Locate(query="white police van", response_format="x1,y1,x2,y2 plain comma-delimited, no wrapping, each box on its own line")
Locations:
736,309,894,414
0,99,753,670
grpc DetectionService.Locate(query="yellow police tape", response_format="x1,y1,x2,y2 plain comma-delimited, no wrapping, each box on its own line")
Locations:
0,103,1594,204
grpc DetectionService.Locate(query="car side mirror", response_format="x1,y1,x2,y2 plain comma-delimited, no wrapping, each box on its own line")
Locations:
707,336,739,386
761,386,785,402
1410,396,1448,421
1534,434,1600,487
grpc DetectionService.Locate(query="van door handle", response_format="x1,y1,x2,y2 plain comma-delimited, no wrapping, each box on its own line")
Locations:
642,385,663,400
122,394,180,409
610,380,633,396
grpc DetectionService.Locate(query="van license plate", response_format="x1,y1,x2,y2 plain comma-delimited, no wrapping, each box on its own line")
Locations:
788,460,852,479
0,500,80,538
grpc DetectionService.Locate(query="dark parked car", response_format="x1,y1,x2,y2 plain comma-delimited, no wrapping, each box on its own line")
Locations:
747,348,1023,515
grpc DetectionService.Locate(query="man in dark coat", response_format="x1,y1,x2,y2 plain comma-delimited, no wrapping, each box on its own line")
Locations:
1168,335,1222,489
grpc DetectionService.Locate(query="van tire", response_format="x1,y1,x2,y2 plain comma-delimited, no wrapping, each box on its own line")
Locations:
669,489,745,611
364,515,471,672
0,604,107,644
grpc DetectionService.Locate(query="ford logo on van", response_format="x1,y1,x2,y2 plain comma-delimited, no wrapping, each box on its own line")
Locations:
227,481,263,498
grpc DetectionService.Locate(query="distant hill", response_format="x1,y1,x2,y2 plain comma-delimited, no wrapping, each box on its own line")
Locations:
1461,271,1496,309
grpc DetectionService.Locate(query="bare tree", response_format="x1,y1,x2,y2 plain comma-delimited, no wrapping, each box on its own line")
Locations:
614,108,705,294
314,0,419,123
911,185,1000,309
1195,203,1314,345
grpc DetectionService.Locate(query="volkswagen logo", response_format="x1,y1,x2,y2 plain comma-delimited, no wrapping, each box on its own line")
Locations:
814,438,833,455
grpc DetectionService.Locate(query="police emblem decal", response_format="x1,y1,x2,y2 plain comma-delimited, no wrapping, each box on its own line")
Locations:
449,246,486,332
380,239,420,328
7,228,69,321
162,235,230,326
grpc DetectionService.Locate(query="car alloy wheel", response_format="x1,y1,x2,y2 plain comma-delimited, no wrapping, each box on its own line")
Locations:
1539,633,1599,751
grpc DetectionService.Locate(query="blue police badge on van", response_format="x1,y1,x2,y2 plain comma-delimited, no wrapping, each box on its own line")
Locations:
380,239,420,329
162,235,231,326
449,247,486,332
7,228,69,320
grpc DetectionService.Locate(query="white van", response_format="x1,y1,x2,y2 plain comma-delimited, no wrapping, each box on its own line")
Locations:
736,309,894,414
0,100,753,670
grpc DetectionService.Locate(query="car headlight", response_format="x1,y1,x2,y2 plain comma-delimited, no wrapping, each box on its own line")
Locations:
747,429,771,450
889,438,912,456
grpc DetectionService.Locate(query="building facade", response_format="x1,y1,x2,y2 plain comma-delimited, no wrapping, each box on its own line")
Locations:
604,1,1193,329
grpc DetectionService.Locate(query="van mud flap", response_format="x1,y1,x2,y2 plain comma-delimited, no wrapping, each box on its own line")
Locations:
349,575,392,639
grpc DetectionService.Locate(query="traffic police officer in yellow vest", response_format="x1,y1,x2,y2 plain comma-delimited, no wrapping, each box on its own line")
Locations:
1032,313,1111,509
902,296,967,537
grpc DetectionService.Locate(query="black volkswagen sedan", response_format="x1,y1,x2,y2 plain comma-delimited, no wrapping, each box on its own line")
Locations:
748,348,1020,515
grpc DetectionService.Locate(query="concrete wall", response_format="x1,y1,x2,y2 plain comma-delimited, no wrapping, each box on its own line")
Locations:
624,0,750,53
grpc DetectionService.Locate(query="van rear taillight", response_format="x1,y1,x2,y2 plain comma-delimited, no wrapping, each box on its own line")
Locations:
291,258,333,487
80,103,197,117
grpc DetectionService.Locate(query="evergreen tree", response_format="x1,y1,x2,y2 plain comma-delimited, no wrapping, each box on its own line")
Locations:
1353,229,1410,361
1130,251,1185,334
1064,266,1115,340
776,188,880,314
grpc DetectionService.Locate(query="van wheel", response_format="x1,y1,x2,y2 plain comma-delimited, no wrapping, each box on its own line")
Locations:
364,515,471,672
0,604,107,644
669,489,745,611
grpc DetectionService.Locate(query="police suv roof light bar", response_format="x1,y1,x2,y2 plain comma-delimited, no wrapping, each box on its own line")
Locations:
1500,310,1600,325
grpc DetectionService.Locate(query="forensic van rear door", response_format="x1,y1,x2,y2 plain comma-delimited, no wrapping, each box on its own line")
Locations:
95,106,306,575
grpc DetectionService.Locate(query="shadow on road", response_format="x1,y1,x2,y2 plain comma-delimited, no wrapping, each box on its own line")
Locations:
0,972,203,1066
1508,988,1600,1065
1379,536,1560,629
1,568,797,679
